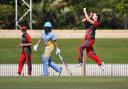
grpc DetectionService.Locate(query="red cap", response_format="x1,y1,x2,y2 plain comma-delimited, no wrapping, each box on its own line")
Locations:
21,26,27,31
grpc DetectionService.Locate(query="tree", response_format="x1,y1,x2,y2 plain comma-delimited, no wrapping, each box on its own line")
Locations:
0,4,15,29
0,0,128,29
115,0,128,29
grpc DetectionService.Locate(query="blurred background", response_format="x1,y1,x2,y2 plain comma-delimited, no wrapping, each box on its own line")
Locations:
0,0,128,29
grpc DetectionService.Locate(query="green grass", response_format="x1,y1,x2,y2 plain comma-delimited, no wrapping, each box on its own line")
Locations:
0,38,128,64
0,77,128,89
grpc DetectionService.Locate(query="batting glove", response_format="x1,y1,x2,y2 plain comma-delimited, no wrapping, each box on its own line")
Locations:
33,44,38,51
56,48,61,55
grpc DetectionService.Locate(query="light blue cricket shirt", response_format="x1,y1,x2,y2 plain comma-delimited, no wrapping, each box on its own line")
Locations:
41,31,56,45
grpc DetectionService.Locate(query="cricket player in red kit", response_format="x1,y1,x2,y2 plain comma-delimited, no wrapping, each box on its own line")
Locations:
77,8,104,71
18,26,32,76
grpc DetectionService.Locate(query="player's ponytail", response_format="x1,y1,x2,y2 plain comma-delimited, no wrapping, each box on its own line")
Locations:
97,13,101,22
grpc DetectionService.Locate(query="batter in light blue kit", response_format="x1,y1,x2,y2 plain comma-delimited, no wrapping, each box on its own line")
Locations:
34,21,62,76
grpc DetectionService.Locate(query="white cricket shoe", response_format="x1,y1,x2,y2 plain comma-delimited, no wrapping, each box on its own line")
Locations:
99,62,105,71
41,74,49,77
76,63,83,67
14,73,21,77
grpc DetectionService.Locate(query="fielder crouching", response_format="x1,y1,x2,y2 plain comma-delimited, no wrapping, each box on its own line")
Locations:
34,21,62,76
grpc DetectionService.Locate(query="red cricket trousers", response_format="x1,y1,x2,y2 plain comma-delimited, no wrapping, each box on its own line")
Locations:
18,51,32,75
78,39,102,65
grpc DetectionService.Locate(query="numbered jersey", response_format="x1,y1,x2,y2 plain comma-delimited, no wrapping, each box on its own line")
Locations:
41,31,56,45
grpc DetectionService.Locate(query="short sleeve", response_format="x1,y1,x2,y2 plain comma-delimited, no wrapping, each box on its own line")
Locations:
26,34,31,43
94,21,100,28
51,32,56,41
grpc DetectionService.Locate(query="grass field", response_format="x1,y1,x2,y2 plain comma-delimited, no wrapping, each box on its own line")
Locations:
0,38,128,89
0,38,128,64
0,77,128,89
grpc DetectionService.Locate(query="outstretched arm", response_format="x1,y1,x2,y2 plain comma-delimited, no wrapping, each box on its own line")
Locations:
82,12,93,23
83,8,94,24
